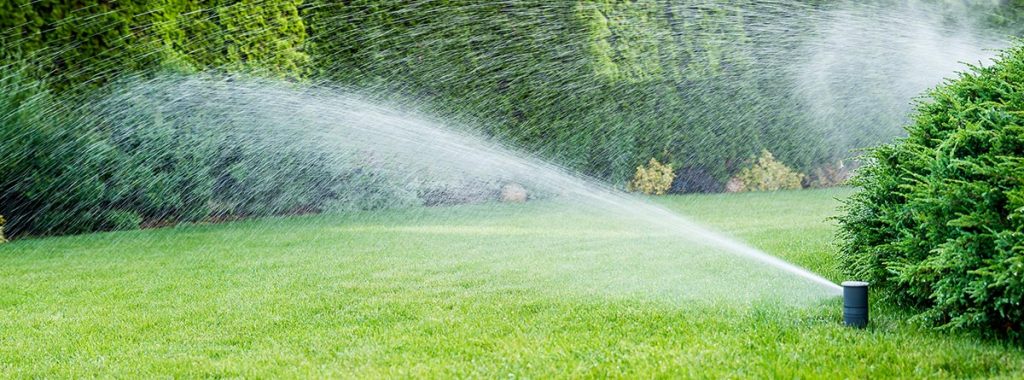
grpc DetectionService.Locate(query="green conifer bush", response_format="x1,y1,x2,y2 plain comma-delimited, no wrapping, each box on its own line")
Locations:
838,44,1024,340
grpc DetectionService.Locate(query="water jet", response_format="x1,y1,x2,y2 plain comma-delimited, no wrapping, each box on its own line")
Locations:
842,281,869,328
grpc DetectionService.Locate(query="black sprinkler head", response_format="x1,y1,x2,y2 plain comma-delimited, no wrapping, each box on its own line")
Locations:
842,281,869,328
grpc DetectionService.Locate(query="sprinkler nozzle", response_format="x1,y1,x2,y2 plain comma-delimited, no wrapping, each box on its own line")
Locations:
842,281,869,328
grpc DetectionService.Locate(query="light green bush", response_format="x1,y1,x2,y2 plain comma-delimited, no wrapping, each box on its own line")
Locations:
728,150,804,192
628,158,675,195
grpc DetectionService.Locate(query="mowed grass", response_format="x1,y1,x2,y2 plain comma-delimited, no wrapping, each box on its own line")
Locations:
1,188,1023,378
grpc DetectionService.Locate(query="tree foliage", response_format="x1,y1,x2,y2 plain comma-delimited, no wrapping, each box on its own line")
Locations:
0,0,308,91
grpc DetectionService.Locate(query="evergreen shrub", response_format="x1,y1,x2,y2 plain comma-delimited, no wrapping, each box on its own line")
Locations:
838,44,1024,339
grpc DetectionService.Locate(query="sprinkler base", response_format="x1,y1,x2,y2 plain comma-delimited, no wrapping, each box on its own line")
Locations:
842,281,869,328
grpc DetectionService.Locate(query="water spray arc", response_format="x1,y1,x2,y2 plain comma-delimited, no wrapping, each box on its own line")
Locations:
91,75,845,299
11,0,1008,305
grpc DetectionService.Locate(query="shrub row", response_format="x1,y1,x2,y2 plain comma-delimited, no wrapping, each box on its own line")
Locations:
0,0,836,239
0,70,424,237
6,0,1018,196
0,1,317,237
632,151,846,195
1,1,1021,239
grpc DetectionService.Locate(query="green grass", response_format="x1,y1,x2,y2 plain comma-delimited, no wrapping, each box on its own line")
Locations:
1,188,1022,378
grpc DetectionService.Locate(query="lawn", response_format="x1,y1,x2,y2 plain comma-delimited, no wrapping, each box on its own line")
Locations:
1,188,1022,378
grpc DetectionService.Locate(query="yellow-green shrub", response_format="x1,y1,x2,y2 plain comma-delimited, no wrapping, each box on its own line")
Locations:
729,150,804,192
0,215,7,243
628,158,674,195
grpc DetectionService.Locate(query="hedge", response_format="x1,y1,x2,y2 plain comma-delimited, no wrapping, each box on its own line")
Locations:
5,0,1024,238
302,0,826,187
0,0,308,91
0,69,428,237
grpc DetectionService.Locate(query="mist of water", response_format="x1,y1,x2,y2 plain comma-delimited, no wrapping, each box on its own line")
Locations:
792,1,1005,150
1,0,1014,302
85,74,843,296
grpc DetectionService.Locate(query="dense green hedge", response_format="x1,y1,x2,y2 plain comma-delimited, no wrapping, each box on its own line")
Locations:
5,0,1018,192
0,70,115,235
1,1,313,236
302,0,823,187
838,44,1024,339
4,0,1024,238
0,0,308,90
0,0,312,236
0,69,423,237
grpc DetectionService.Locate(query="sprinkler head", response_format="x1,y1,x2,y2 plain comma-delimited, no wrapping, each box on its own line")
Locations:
842,281,869,328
